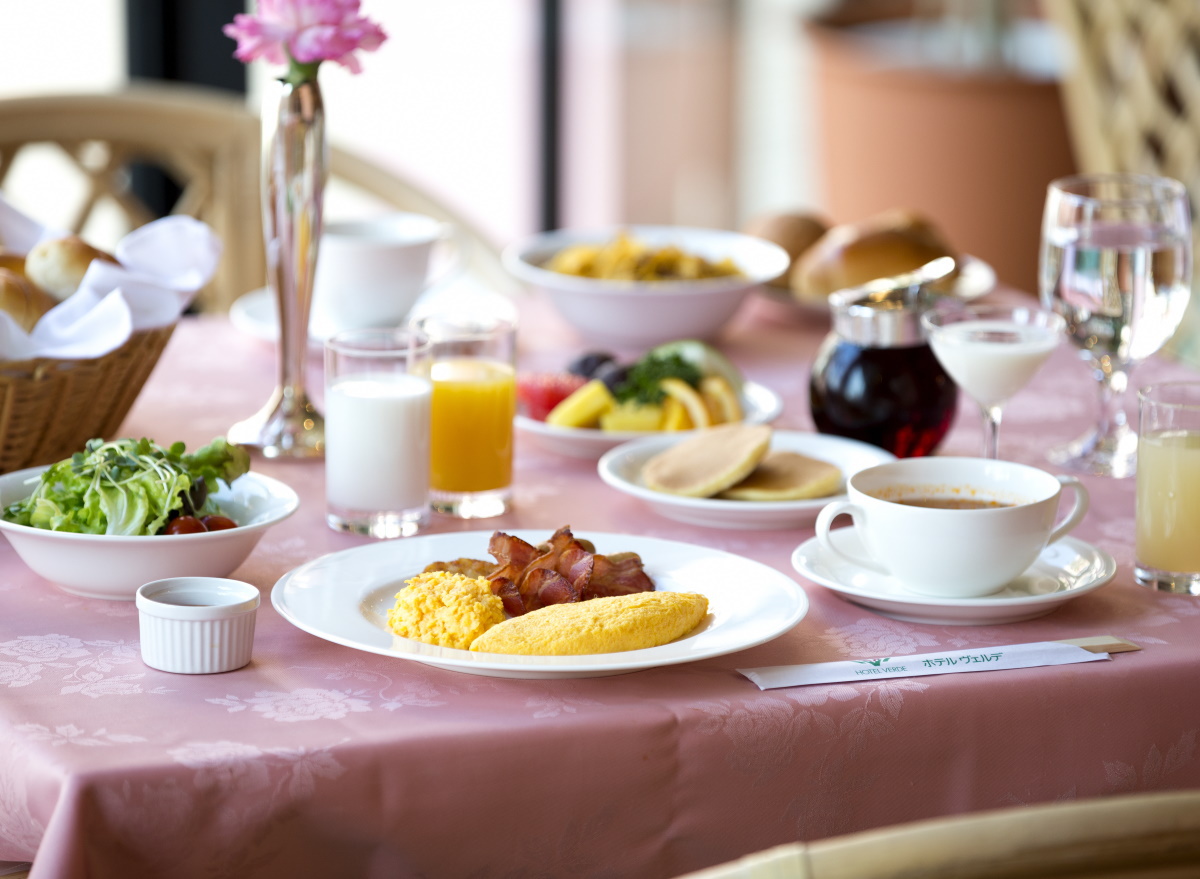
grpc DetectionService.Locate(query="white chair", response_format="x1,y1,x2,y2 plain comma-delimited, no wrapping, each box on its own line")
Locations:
0,82,515,312
676,789,1200,878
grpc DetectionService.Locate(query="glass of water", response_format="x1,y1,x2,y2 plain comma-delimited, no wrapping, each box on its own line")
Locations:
1039,173,1192,478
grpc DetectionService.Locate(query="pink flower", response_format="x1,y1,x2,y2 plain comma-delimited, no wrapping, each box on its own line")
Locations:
224,0,387,76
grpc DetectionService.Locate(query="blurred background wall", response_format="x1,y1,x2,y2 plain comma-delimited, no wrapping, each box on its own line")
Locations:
0,0,1078,293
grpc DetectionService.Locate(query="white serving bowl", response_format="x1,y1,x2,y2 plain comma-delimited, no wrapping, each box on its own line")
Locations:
502,225,790,349
0,468,299,600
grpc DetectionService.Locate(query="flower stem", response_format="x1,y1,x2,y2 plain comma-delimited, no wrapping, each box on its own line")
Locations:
284,59,321,86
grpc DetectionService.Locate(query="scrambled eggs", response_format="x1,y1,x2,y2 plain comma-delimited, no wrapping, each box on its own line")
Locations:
387,571,506,650
469,591,709,656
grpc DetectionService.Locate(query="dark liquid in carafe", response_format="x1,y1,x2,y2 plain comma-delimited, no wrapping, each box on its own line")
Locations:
810,340,957,458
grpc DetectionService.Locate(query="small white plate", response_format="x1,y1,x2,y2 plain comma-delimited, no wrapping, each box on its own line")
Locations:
271,529,809,679
791,530,1116,625
598,431,895,530
230,276,515,344
757,254,997,314
516,380,783,460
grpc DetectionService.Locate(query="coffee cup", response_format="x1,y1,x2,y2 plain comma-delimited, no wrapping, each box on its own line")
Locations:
813,457,1089,598
310,212,456,339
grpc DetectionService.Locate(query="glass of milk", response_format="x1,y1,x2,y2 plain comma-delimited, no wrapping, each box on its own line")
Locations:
922,303,1065,459
324,328,433,538
1136,382,1200,594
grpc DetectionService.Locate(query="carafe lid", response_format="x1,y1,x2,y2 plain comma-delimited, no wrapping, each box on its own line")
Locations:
827,257,956,347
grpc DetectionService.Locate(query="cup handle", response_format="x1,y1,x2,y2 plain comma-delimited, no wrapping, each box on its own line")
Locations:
815,500,891,576
1048,475,1089,545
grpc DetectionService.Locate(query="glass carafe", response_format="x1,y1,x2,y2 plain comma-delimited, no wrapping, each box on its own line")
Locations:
809,269,959,458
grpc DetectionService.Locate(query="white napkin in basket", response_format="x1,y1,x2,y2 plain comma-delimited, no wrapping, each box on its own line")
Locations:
0,195,222,361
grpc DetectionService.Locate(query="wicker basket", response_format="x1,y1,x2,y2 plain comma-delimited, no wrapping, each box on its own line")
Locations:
0,324,175,474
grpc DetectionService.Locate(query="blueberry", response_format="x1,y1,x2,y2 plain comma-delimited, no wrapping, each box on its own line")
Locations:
566,351,616,378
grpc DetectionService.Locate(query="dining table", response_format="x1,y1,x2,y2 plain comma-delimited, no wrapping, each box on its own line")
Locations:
2,284,1199,879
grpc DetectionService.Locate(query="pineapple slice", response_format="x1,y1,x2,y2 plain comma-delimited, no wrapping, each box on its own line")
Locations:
600,400,665,431
545,379,616,428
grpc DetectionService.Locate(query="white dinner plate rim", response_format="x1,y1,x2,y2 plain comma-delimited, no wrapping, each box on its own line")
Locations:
791,531,1116,622
515,380,783,458
758,254,996,313
597,431,897,526
270,529,809,677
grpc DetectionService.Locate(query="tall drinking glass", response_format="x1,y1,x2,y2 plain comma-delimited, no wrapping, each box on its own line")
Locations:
923,303,1065,459
1039,173,1192,477
324,329,432,538
1135,382,1200,594
416,314,517,519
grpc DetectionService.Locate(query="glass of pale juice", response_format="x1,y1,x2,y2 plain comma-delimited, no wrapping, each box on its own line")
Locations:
416,313,517,518
1136,382,1200,594
324,328,433,538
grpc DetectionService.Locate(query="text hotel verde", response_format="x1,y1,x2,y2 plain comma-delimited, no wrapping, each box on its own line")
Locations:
852,653,1006,676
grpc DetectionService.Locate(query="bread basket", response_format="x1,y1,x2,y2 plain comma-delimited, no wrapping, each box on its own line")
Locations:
0,323,174,473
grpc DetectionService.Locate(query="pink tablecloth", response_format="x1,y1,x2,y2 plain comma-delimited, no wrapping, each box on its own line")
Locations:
2,292,1199,879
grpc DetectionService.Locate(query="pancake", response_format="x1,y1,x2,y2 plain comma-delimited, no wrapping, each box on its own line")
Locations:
640,423,771,498
717,450,842,501
469,591,709,656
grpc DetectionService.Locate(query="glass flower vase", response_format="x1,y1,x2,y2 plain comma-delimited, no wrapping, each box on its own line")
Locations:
229,76,327,458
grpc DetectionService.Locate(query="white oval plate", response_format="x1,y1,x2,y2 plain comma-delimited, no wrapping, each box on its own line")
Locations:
271,529,809,679
791,530,1116,625
516,380,783,460
757,254,997,314
597,431,895,530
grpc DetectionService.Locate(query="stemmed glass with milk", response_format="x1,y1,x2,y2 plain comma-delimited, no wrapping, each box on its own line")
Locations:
922,303,1065,459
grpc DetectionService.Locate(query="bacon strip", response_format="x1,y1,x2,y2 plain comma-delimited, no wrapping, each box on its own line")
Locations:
485,526,653,615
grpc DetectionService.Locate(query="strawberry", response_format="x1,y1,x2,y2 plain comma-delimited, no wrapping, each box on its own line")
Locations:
517,372,587,421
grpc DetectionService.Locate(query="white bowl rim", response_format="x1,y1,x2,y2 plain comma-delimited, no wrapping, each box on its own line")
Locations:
502,224,791,295
0,468,299,542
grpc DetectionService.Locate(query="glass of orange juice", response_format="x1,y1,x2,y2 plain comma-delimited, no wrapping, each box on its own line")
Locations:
1136,381,1200,594
416,313,517,518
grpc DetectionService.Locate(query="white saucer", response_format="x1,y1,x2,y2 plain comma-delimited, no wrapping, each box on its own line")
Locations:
229,276,515,344
791,530,1116,625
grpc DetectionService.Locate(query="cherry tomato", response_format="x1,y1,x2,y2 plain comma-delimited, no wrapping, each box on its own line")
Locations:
201,515,237,532
164,516,206,535
516,372,587,421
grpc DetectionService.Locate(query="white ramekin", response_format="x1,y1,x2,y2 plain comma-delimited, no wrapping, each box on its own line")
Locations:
136,577,261,674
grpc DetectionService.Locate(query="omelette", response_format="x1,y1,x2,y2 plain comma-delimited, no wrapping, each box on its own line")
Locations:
469,591,709,656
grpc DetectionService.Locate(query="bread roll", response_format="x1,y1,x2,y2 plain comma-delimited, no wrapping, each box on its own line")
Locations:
25,236,118,301
0,250,26,279
0,269,57,332
742,212,829,290
791,209,958,305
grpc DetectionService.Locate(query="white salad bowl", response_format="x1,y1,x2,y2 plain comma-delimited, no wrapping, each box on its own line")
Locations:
0,468,299,600
502,225,790,349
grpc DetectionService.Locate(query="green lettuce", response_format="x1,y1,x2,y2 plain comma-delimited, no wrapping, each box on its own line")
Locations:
3,437,251,536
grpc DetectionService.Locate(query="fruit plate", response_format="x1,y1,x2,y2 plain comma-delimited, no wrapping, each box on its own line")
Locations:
597,431,895,529
271,529,810,679
516,380,783,460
